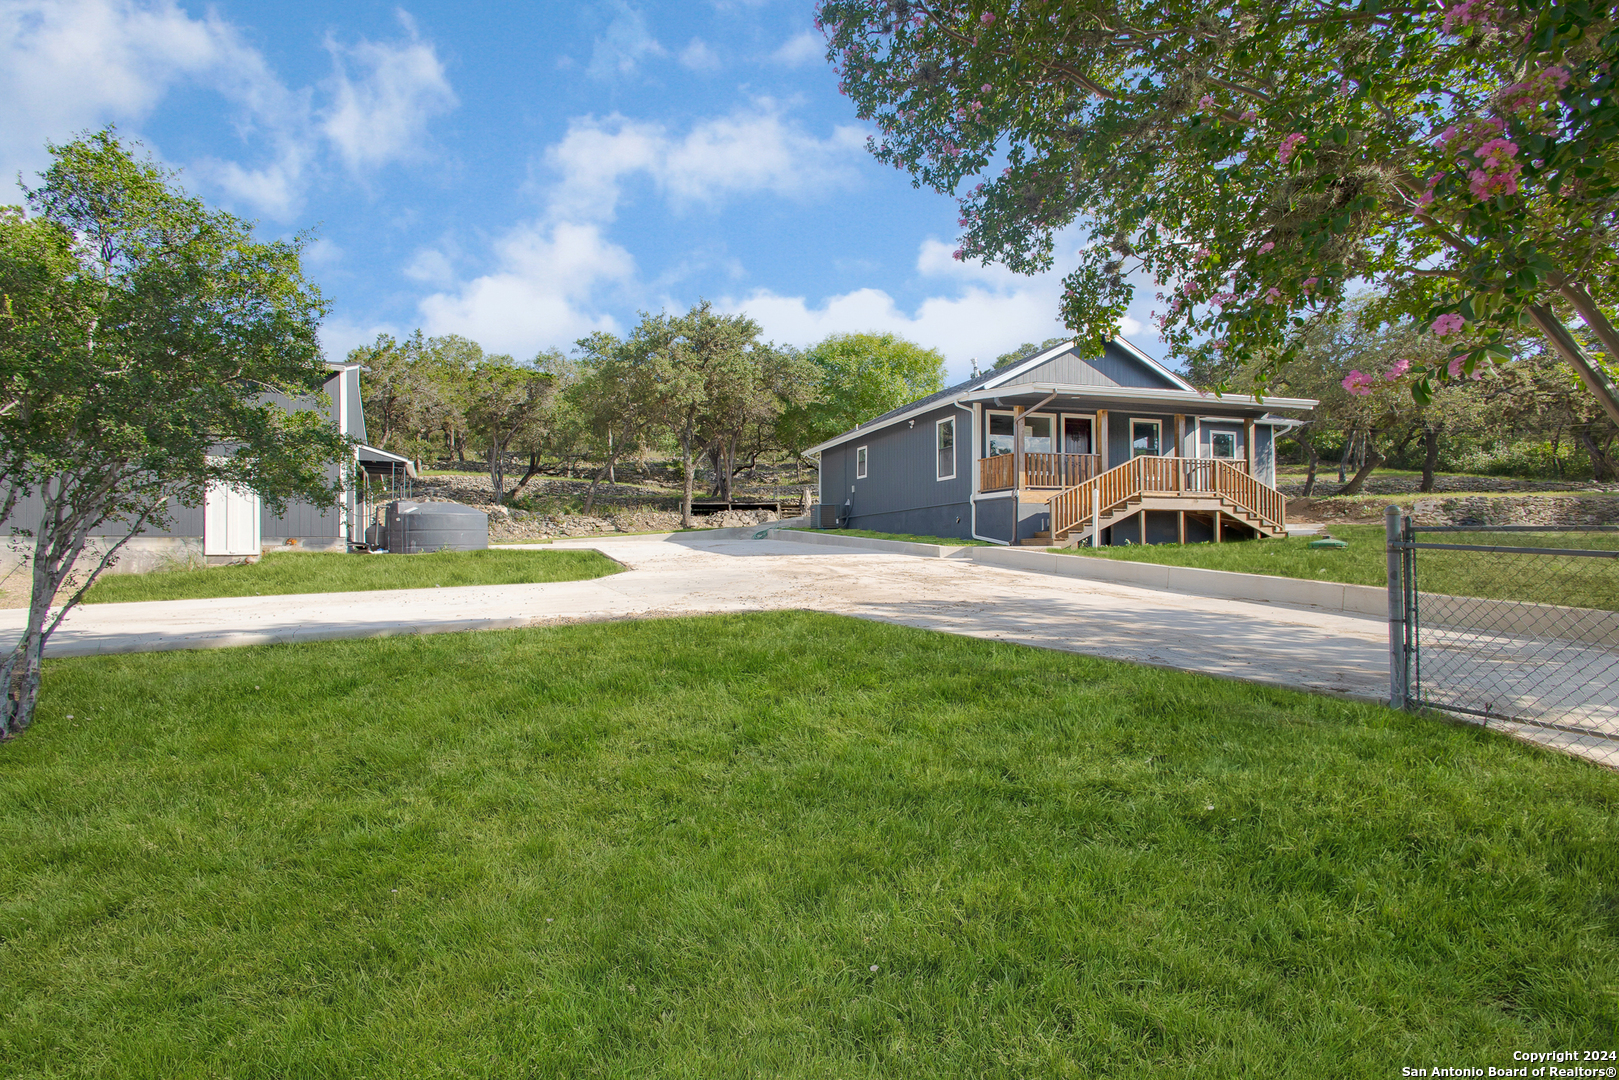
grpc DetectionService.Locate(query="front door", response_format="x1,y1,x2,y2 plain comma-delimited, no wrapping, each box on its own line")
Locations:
1063,417,1091,455
203,480,261,556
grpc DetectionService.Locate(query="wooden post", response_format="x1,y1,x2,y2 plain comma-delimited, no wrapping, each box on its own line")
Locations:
1245,418,1256,475
1013,405,1025,493
1174,414,1185,492
1213,509,1222,543
1177,510,1186,545
1096,409,1109,471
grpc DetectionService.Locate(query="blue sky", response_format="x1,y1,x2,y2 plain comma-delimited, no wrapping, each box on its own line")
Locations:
1,0,1163,382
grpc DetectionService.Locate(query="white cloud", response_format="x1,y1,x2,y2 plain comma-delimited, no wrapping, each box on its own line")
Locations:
0,0,268,189
0,0,455,217
320,14,456,172
678,37,720,72
545,104,864,221
402,247,455,285
721,231,1149,381
320,315,400,363
304,237,344,267
417,222,634,356
771,31,822,68
587,1,664,80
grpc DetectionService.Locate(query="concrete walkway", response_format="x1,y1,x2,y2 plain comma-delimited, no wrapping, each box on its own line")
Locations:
0,534,1393,703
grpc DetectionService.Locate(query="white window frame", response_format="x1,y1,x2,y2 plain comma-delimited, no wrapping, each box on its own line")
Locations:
1208,428,1240,460
1057,412,1098,456
985,410,1017,458
1129,418,1164,457
855,444,868,479
935,416,957,481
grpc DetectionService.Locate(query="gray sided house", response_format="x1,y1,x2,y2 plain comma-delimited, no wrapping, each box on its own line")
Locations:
807,339,1316,547
2,362,414,573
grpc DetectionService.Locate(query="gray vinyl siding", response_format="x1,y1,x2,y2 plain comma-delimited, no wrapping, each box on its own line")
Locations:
1,489,204,539
976,496,1016,544
818,403,972,539
1010,341,1179,389
1254,426,1276,486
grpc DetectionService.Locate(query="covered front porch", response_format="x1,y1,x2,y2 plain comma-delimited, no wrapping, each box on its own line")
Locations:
967,393,1290,547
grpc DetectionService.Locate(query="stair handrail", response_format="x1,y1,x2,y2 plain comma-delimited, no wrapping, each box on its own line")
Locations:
1048,456,1289,540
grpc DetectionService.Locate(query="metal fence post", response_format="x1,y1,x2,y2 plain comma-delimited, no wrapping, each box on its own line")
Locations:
1385,505,1407,709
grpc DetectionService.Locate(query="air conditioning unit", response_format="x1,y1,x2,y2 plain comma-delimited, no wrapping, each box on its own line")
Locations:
812,503,840,529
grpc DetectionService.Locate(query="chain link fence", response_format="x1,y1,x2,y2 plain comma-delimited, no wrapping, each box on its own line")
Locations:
1391,519,1618,768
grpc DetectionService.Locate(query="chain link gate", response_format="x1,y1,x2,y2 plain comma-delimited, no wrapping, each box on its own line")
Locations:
1386,508,1619,768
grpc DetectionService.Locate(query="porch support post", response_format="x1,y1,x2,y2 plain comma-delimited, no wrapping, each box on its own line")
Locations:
1174,414,1185,492
1213,508,1222,543
1177,510,1185,545
1245,418,1256,474
1096,409,1109,471
1013,405,1025,494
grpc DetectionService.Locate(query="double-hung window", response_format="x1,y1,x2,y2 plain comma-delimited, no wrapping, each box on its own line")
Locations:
936,417,956,480
1131,419,1162,457
856,445,868,479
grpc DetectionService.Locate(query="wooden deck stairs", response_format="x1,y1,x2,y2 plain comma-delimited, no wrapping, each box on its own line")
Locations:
1015,457,1288,548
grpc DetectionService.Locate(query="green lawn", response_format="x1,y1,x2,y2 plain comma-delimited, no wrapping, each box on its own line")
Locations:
784,527,991,546
83,548,622,604
2,612,1614,1077
1055,525,1619,611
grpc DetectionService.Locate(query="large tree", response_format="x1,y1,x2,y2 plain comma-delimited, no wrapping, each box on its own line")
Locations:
776,331,947,453
0,131,349,737
464,354,556,504
819,0,1619,424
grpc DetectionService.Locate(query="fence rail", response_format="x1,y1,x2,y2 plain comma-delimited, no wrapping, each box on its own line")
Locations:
1389,513,1618,769
1046,456,1287,541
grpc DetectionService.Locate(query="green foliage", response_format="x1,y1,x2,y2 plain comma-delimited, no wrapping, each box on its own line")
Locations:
0,128,349,734
819,0,1619,421
2,613,1614,1073
82,548,621,604
991,335,1067,370
776,331,947,453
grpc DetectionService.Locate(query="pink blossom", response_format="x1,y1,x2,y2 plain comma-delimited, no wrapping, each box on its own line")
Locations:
1435,125,1460,147
1476,138,1518,166
1342,370,1377,396
1418,173,1444,208
1301,276,1320,292
1241,109,1258,122
1258,241,1275,255
1503,66,1570,113
1448,355,1467,378
1198,94,1217,110
1431,313,1466,337
1384,359,1411,380
1195,246,1212,260
1264,287,1282,304
1443,0,1494,33
980,11,995,25
1278,132,1307,165
981,84,993,94
1181,281,1201,298
952,248,964,260
1213,292,1236,306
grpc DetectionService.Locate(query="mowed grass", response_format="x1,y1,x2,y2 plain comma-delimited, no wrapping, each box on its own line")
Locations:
1056,524,1619,611
2,613,1616,1078
82,548,623,604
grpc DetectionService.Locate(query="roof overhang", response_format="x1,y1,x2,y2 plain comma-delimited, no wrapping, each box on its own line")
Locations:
802,396,974,456
356,443,417,478
960,383,1318,413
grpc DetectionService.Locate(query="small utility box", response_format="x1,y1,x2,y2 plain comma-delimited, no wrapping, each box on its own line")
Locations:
384,501,488,553
1308,537,1349,549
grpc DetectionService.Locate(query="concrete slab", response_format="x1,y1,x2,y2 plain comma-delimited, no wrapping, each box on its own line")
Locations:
0,535,1394,707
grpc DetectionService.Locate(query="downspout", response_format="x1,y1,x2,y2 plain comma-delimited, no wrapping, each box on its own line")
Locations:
957,399,1004,544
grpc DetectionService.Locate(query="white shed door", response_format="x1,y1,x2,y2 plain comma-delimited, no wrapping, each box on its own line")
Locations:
203,481,261,556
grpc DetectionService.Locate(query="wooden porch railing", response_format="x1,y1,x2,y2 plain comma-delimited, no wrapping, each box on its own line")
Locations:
1048,456,1285,540
979,453,1100,491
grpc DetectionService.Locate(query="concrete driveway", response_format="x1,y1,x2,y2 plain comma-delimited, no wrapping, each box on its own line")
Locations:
0,534,1392,702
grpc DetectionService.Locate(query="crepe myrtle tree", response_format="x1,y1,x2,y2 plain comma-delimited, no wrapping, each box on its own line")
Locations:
818,0,1619,424
0,130,350,738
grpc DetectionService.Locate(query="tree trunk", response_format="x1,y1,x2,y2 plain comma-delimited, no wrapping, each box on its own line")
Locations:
1420,427,1440,492
706,445,724,498
1575,425,1618,482
1301,437,1319,497
1340,445,1385,495
509,453,543,500
488,434,506,503
680,421,697,529
1527,299,1619,428
1336,430,1354,484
